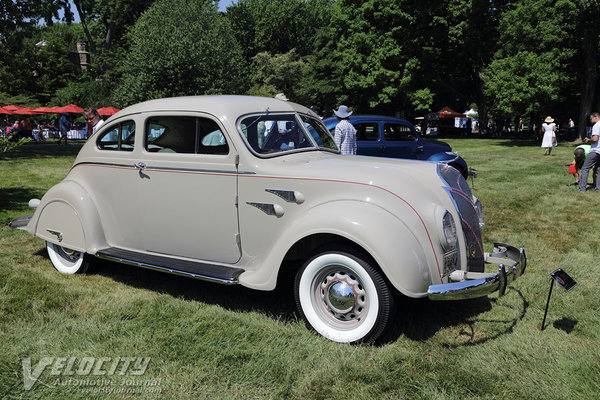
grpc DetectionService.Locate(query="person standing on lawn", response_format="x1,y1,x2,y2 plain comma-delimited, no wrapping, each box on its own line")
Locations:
578,112,600,192
541,116,557,155
58,113,70,145
333,105,357,155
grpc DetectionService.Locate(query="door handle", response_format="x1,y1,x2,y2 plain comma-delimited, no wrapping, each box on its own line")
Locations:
134,162,146,171
417,146,424,152
380,145,386,152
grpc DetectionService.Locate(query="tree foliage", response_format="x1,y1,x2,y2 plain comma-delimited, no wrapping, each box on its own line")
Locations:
113,0,245,107
0,0,598,133
0,23,84,105
484,0,580,119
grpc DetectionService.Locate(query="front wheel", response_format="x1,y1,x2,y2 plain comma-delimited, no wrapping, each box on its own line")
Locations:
46,241,91,274
294,247,394,344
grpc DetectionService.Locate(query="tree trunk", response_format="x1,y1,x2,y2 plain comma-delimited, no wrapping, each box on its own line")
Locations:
473,69,488,136
104,22,115,52
577,10,599,140
73,0,97,55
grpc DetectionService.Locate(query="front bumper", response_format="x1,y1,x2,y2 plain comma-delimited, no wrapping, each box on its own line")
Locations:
427,243,526,301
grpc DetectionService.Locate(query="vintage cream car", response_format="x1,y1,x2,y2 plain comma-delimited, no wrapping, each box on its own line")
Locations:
10,96,526,343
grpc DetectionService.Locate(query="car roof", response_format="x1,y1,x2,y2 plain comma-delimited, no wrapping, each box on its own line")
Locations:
322,115,414,126
108,95,313,122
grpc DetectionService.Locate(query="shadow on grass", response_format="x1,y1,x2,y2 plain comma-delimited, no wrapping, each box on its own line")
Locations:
91,258,300,322
33,249,529,347
0,142,83,161
553,317,577,333
0,187,44,212
383,288,529,347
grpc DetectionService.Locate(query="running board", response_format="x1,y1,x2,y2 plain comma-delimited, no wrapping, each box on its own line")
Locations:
96,247,244,285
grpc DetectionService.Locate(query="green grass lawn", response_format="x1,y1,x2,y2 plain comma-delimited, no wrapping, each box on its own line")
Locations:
1,139,599,399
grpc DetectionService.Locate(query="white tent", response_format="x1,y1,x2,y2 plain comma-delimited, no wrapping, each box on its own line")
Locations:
464,109,478,117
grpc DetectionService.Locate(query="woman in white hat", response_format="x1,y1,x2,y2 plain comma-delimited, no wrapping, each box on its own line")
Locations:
541,116,557,155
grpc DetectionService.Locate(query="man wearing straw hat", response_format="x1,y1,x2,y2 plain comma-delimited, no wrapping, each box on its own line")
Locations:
333,105,357,155
579,112,600,192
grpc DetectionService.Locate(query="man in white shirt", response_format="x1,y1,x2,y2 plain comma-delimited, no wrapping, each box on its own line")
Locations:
579,112,600,192
84,108,104,137
333,105,357,155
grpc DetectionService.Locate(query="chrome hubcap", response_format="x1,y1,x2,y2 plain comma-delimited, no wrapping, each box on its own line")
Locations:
326,281,355,313
319,271,366,322
59,246,81,261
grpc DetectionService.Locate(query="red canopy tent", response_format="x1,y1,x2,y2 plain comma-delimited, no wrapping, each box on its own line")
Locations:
48,106,63,113
57,104,84,113
18,107,45,115
437,106,466,118
3,105,22,112
31,106,55,114
97,106,120,116
0,106,15,114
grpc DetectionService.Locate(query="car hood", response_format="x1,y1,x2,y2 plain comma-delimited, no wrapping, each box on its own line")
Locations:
256,151,450,209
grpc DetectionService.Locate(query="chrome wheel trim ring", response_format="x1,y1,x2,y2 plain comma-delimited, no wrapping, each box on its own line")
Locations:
299,253,379,343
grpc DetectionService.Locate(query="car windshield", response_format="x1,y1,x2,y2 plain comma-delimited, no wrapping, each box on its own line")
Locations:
239,113,338,156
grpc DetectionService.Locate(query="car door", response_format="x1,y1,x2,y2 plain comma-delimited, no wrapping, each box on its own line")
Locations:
382,122,420,159
137,113,241,264
82,119,145,251
353,121,382,156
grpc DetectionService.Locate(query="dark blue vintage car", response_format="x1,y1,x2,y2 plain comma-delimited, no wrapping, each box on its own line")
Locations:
323,115,469,178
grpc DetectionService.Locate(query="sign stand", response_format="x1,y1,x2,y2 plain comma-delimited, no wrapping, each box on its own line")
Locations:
541,268,577,331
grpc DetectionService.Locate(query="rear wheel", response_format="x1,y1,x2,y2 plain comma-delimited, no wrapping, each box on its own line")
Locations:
294,247,394,344
46,241,91,274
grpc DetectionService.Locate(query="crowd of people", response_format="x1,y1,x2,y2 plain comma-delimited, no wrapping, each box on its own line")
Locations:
1,108,105,145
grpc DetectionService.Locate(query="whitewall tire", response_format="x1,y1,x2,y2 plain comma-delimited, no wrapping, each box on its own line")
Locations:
294,247,394,344
46,241,90,274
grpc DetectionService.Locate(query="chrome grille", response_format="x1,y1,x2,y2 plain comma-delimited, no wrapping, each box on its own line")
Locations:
438,164,484,272
443,249,458,276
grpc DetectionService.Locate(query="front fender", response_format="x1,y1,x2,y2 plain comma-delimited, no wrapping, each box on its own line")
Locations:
427,153,468,176
239,200,437,297
28,180,107,253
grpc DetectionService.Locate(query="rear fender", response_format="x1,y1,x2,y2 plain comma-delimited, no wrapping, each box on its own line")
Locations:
29,180,107,253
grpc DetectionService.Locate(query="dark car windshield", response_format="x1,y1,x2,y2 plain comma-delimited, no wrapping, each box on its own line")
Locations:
239,113,338,156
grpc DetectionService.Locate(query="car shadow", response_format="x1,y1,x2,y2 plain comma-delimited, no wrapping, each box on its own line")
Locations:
383,288,529,347
91,258,300,322
0,187,45,213
35,252,529,347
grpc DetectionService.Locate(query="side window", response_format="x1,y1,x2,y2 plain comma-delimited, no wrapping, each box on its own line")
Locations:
97,121,136,151
354,123,379,141
384,123,416,141
145,116,228,155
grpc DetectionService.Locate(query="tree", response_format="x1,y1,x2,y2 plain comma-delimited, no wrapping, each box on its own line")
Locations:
113,0,245,106
575,0,600,139
0,0,73,44
225,0,334,60
484,0,597,138
0,23,84,104
247,49,309,101
304,0,448,115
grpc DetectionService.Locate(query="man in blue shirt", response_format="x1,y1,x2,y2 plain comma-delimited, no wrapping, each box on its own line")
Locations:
58,113,70,145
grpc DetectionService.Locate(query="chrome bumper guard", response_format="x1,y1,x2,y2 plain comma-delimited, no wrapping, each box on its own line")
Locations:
427,243,526,301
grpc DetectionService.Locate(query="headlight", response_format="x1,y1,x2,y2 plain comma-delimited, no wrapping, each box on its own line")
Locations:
473,197,485,230
441,211,458,251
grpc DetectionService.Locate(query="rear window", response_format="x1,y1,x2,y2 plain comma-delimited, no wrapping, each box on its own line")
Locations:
97,121,135,151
